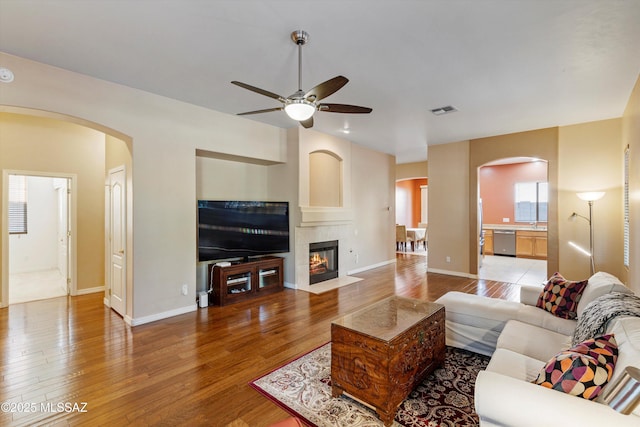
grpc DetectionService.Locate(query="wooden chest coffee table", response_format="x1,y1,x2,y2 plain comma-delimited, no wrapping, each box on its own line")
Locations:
331,296,445,426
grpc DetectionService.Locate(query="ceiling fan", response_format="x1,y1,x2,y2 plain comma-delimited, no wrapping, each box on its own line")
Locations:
232,30,372,129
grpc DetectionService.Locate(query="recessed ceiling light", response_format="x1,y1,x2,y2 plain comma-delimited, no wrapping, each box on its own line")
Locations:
430,105,457,116
0,67,14,83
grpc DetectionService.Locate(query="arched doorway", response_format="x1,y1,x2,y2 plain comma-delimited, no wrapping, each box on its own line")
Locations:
477,157,548,285
0,108,132,316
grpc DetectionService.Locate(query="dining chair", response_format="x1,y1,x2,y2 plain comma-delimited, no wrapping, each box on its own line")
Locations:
396,225,413,251
415,226,427,250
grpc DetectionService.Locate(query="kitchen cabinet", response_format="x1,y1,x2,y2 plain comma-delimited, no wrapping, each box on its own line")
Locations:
482,229,494,255
515,230,547,259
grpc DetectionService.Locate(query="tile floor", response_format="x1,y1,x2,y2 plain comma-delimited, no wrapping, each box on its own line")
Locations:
9,269,67,304
478,255,547,286
398,247,547,286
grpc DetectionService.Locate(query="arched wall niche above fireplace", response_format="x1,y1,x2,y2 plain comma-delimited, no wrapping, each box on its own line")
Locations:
298,129,353,226
309,150,342,207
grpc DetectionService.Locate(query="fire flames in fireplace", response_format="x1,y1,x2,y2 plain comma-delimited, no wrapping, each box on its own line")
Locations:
309,240,338,284
309,252,329,274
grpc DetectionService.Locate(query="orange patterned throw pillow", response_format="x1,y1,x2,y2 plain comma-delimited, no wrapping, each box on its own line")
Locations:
536,272,588,319
534,334,618,400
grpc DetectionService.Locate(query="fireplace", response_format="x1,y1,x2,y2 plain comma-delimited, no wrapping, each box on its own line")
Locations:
309,240,338,284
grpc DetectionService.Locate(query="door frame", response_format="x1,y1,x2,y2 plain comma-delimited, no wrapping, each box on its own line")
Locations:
1,169,78,307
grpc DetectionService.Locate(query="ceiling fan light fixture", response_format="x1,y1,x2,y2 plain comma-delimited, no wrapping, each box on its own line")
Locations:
284,99,316,121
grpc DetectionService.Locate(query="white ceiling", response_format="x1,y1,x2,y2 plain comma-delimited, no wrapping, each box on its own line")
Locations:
1,0,639,163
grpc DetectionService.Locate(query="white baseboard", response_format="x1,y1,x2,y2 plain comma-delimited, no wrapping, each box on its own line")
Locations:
347,258,396,275
129,304,197,326
75,286,104,295
428,267,478,279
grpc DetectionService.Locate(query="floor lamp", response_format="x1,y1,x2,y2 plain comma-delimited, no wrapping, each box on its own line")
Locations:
570,191,605,275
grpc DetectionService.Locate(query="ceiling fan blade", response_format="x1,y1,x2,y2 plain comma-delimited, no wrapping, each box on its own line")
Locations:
305,76,348,101
231,81,285,101
237,107,283,116
300,117,314,128
318,103,372,114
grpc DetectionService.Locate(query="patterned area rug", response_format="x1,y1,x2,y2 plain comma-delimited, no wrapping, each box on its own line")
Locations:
250,343,490,427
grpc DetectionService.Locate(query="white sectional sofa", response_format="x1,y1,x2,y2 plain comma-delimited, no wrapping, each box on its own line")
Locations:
435,272,640,427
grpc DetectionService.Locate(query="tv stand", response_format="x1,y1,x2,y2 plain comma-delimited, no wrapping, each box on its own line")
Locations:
209,256,284,306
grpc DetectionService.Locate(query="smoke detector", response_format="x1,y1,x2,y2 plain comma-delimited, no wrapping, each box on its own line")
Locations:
0,68,14,83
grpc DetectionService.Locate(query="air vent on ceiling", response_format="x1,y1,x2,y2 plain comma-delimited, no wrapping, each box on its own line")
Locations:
430,105,458,116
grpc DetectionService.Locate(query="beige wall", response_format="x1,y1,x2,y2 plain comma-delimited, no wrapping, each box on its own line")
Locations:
351,143,397,268
196,156,270,200
0,113,106,300
309,151,341,207
192,128,396,289
396,161,427,180
427,112,635,284
428,141,470,274
266,128,300,285
624,75,640,294
298,128,352,211
0,52,286,322
558,119,623,280
470,128,559,276
428,128,559,277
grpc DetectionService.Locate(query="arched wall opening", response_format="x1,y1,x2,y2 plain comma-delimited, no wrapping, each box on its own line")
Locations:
478,157,549,282
0,106,133,314
468,128,558,278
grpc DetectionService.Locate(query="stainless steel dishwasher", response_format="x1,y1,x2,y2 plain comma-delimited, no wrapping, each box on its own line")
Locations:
493,229,516,256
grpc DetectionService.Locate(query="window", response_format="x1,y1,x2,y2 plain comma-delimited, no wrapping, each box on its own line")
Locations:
624,145,630,268
9,175,27,234
515,182,548,223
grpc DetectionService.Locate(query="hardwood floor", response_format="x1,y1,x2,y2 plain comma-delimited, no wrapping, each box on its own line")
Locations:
0,254,519,427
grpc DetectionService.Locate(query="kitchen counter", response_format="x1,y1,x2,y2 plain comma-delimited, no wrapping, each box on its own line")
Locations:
483,224,547,232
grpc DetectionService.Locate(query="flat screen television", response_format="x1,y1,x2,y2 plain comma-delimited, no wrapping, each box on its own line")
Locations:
197,200,290,262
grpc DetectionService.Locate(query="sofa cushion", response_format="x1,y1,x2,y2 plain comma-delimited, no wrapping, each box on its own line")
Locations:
516,304,577,336
497,320,571,362
437,291,522,329
577,271,633,317
436,291,524,356
598,317,640,417
534,334,618,400
486,348,546,382
536,272,588,320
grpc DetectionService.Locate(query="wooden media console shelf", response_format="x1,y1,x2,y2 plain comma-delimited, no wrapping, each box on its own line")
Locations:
209,256,284,306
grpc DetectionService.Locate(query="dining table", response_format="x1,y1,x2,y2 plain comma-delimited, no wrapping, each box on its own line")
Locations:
407,227,427,250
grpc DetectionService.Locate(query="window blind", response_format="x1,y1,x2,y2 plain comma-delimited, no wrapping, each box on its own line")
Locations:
9,175,27,234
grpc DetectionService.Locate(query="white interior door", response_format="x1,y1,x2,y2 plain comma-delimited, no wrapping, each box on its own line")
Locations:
56,178,70,293
108,166,126,316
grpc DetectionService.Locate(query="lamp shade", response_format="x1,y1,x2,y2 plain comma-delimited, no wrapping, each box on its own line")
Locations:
576,191,605,202
284,100,315,121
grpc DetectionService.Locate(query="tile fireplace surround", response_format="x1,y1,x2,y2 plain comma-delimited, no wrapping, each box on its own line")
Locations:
294,224,352,291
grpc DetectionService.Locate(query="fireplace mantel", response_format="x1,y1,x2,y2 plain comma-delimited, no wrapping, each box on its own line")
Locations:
299,206,353,227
